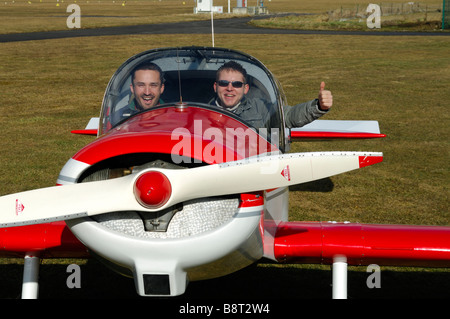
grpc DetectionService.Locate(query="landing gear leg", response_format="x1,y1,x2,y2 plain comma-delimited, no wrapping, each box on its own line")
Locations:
332,256,347,299
21,254,40,299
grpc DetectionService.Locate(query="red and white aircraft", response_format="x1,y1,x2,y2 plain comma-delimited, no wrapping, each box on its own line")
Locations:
0,47,448,299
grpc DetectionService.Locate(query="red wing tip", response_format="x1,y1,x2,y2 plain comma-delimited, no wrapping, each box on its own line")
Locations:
359,155,383,168
71,129,98,136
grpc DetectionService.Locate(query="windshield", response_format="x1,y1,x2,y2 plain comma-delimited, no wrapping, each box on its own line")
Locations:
99,47,287,140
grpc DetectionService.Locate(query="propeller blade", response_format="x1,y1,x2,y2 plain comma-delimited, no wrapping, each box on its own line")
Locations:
0,174,140,228
0,151,382,228
161,151,383,208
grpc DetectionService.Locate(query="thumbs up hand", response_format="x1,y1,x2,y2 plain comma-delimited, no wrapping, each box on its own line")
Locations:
318,81,333,111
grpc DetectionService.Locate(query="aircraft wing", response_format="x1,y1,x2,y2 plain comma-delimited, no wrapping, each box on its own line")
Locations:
70,119,386,139
291,120,386,139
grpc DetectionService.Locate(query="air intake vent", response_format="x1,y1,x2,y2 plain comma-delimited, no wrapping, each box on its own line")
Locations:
143,274,170,295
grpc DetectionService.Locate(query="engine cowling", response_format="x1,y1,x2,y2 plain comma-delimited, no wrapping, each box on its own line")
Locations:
60,106,274,296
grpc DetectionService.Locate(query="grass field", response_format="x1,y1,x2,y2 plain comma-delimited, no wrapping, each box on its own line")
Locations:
252,0,446,31
0,0,449,299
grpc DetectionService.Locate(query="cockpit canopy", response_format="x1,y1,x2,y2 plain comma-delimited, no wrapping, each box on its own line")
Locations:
99,47,288,148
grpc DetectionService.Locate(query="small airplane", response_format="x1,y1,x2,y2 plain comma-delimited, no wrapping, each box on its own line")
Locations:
0,47,448,299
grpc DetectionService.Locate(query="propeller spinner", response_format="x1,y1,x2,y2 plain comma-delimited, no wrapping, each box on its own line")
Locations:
134,171,172,209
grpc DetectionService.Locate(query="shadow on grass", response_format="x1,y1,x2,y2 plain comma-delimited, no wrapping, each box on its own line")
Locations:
289,178,334,193
1,258,449,300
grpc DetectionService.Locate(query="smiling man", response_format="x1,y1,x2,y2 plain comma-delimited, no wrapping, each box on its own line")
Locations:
212,61,332,129
213,63,250,110
130,62,165,110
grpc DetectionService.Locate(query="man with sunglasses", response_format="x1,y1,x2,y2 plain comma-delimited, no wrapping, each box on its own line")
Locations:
212,61,332,129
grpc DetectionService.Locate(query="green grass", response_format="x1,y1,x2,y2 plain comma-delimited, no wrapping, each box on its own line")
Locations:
0,0,449,299
0,0,203,34
249,0,446,32
249,12,446,32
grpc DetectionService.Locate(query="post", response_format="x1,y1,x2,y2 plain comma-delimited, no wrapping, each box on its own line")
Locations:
21,254,40,299
210,0,215,47
443,0,447,30
332,256,347,299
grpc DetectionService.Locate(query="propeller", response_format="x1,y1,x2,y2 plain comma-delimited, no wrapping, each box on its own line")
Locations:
0,152,382,228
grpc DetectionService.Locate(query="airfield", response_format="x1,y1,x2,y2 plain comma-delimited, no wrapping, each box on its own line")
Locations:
2,13,449,42
0,0,449,299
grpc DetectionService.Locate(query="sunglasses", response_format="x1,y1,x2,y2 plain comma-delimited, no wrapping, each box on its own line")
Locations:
217,80,245,88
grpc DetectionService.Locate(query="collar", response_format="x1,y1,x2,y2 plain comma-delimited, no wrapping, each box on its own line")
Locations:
130,98,164,111
215,99,240,112
215,95,250,113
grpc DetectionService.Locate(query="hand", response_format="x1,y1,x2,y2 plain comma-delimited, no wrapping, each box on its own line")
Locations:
318,81,332,111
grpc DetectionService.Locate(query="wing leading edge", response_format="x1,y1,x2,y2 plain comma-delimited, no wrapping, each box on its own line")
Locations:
291,120,386,139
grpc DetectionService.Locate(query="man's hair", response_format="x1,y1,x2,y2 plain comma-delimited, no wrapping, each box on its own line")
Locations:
131,62,165,84
216,61,247,83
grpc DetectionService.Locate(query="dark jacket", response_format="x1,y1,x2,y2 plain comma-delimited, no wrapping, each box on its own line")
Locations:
211,96,328,129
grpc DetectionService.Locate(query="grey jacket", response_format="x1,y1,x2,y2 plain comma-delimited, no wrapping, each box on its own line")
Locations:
212,96,328,129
